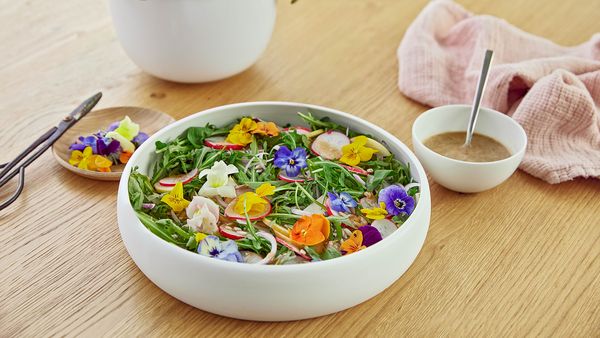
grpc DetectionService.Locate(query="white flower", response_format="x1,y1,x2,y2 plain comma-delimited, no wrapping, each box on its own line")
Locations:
198,161,239,198
186,196,220,234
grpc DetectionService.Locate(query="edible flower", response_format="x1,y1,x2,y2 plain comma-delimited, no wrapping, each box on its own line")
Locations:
186,196,220,234
256,182,276,197
161,182,190,212
234,192,270,216
290,214,331,247
113,116,140,141
357,225,383,247
226,117,257,146
198,161,238,198
92,155,113,172
339,135,378,166
361,202,388,220
378,185,415,216
253,121,279,137
132,132,149,146
273,146,307,177
69,136,98,153
327,191,357,213
119,151,133,164
105,131,135,153
69,146,94,169
341,230,366,255
197,235,243,262
96,138,120,156
195,232,208,242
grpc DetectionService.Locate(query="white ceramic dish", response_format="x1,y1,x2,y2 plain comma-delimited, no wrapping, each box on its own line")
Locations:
117,102,431,321
412,105,527,193
109,0,276,83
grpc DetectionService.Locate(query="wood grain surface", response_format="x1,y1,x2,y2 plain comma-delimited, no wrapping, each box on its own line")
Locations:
1,0,599,336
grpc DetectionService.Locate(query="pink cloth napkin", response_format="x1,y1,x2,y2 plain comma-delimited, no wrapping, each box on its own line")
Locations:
398,0,600,184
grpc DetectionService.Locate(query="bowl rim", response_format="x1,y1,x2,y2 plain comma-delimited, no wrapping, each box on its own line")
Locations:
412,104,528,166
119,101,430,272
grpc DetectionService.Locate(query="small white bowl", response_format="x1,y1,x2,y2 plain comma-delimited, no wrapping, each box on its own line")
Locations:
117,102,431,321
412,105,527,193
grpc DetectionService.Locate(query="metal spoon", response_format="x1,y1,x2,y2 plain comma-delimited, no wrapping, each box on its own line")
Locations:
464,49,494,146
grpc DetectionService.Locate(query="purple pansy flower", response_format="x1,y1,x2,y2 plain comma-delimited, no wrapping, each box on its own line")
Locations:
358,225,383,247
96,138,120,156
106,121,120,132
274,146,307,177
69,135,98,153
132,132,149,146
378,185,415,216
327,191,357,213
198,235,243,262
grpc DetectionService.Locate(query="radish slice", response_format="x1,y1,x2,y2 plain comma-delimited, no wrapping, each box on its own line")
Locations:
277,171,308,183
224,198,272,221
275,237,312,261
241,251,264,264
341,165,369,176
219,225,247,240
254,231,277,264
371,219,398,238
204,136,244,150
158,168,198,187
310,130,350,160
154,181,173,193
283,126,311,135
351,136,391,157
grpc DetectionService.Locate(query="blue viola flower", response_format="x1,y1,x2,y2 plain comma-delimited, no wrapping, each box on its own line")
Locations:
273,146,308,177
69,135,98,153
132,132,149,146
106,121,120,132
96,138,120,156
327,191,358,213
198,235,243,263
378,185,415,216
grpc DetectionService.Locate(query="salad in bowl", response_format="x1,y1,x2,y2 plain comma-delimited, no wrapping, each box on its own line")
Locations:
117,102,430,320
129,112,419,264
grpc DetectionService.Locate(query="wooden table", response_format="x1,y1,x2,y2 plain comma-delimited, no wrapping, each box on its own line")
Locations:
1,0,599,336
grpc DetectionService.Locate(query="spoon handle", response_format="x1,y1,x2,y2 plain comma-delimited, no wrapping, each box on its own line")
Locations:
465,49,494,146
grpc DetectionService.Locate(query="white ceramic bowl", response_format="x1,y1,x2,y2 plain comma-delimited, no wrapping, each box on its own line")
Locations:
412,105,527,193
117,102,431,321
108,0,276,83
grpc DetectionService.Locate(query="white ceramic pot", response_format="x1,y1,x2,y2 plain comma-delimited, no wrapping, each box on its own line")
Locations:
108,0,277,83
117,102,431,321
412,105,527,193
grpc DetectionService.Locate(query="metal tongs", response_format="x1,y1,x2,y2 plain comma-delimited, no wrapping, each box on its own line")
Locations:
0,93,102,211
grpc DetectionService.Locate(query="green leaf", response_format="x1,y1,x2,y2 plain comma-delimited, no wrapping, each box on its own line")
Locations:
304,246,322,261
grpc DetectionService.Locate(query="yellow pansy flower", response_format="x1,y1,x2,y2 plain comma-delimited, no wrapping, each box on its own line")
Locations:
69,146,94,169
90,155,113,172
255,183,275,197
195,232,208,242
234,192,269,216
339,135,378,166
226,118,257,146
252,121,280,137
161,182,190,212
361,202,388,220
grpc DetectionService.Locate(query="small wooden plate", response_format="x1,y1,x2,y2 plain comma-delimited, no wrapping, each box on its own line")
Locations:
52,106,175,181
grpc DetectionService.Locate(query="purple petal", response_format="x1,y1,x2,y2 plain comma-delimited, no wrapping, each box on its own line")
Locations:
132,132,149,145
107,121,120,132
69,143,86,151
358,225,382,247
378,185,415,216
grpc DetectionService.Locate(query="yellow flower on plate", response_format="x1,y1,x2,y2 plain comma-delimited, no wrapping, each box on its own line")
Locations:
361,202,388,220
226,118,257,146
69,146,94,169
195,232,208,242
234,192,270,216
161,182,190,212
90,155,113,172
339,135,378,166
255,182,275,197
